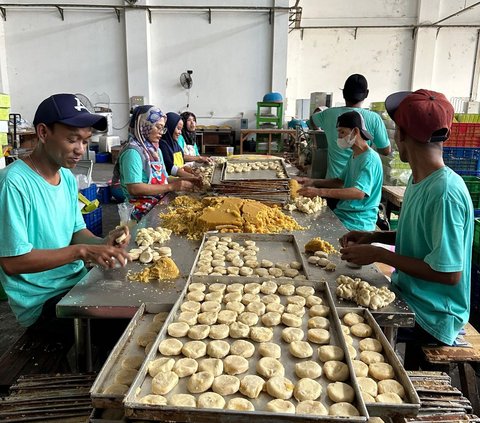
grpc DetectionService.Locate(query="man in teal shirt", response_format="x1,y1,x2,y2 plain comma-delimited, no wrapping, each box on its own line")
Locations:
297,111,383,232
309,74,391,179
340,89,473,369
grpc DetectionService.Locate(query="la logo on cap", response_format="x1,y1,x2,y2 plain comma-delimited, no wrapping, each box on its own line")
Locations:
74,97,89,113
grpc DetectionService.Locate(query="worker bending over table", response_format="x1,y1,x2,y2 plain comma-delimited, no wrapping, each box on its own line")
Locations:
340,89,473,369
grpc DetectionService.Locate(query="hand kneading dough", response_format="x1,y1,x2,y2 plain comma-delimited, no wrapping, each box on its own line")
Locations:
159,339,183,356
266,399,295,414
197,392,225,409
266,376,295,399
239,375,265,399
168,393,196,408
187,371,214,393
188,325,210,340
152,371,179,395
327,381,355,403
224,355,249,375
359,338,383,353
350,323,373,338
103,383,129,395
329,402,360,416
295,361,322,379
168,322,190,338
207,340,230,358
294,378,322,401
307,328,330,344
357,377,378,397
230,322,250,338
212,374,241,395
309,305,330,317
323,361,349,382
378,379,405,398
318,345,345,362
209,324,230,339
308,316,330,329
148,357,175,377
230,340,255,358
258,342,281,358
352,360,369,377
289,341,314,358
226,398,255,411
376,392,403,404
256,357,285,378
121,355,144,370
198,358,223,376
343,312,365,326
369,362,395,380
360,351,385,365
282,327,304,343
296,400,328,416
139,394,167,405
173,358,198,378
250,327,274,342
182,340,207,359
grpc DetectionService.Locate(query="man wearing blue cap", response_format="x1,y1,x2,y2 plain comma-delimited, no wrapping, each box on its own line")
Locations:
0,94,131,332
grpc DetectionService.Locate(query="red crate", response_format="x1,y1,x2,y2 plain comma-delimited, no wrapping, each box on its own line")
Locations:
444,123,480,148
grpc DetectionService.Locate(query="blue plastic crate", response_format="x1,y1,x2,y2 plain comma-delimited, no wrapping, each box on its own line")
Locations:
443,147,480,176
97,184,111,204
80,183,97,201
83,207,102,237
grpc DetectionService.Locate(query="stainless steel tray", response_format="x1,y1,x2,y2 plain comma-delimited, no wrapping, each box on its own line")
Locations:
124,279,369,422
336,307,420,417
89,408,128,422
90,303,172,409
220,158,290,182
191,233,309,281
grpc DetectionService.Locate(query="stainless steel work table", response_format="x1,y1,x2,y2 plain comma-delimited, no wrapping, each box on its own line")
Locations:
57,194,413,371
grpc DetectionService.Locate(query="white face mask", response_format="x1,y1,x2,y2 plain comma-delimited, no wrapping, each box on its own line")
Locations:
337,130,355,150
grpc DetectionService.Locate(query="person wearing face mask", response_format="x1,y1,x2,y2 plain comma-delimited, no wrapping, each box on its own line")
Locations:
178,111,212,164
297,110,383,231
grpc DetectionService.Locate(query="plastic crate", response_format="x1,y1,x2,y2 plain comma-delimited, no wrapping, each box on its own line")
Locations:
95,152,111,163
444,123,480,148
82,207,102,237
443,147,480,176
474,218,480,266
462,175,480,209
97,184,111,204
79,183,97,201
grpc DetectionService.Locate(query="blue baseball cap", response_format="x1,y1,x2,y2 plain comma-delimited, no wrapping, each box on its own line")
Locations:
33,93,107,131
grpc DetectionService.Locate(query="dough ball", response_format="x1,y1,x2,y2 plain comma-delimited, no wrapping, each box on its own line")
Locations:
285,303,305,317
138,394,167,405
158,339,183,356
359,338,383,353
344,335,354,345
308,316,330,329
341,325,350,335
168,393,196,407
212,374,240,396
295,360,322,379
230,340,255,358
327,381,355,403
266,376,295,399
182,340,207,359
268,267,283,278
224,292,242,303
229,321,250,338
227,283,245,293
266,399,295,414
289,341,313,358
225,301,245,314
351,323,373,338
217,310,237,325
294,378,322,401
148,357,175,377
287,295,306,307
357,376,378,397
227,266,240,275
238,311,259,326
144,342,155,355
137,331,157,347
376,392,403,404
197,392,226,409
296,400,328,416
244,282,261,294
275,261,290,271
309,304,330,317
258,342,281,358
284,268,300,278
186,291,205,302
307,328,330,344
242,293,260,304
260,259,274,268
239,266,254,276
377,379,405,398
282,327,304,343
254,268,269,277
290,261,303,270
261,311,282,327
207,340,230,358
226,398,255,411
306,295,323,308
198,358,223,376
201,301,222,313
103,383,129,395
369,362,395,380
318,345,344,362
208,324,230,339
181,301,201,313
361,391,376,403
224,355,249,375
148,320,165,333
266,302,284,314
173,358,198,378
152,371,179,395
347,344,357,359
250,327,274,342
189,282,206,292
239,374,265,399
177,311,197,326
343,312,364,326
196,311,218,325
260,280,278,294
205,291,223,302
121,355,144,371
209,282,226,292
329,402,360,416
188,324,210,340
187,371,214,394
256,357,285,378
261,294,281,304
246,301,266,316
360,351,385,365
323,361,349,382
352,360,369,377
281,313,303,327
278,283,295,296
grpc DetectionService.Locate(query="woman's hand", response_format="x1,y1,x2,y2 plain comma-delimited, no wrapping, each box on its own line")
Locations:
79,244,131,269
105,226,131,248
170,179,195,192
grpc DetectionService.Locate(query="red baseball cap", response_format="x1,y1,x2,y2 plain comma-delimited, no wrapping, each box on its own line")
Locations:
385,89,454,143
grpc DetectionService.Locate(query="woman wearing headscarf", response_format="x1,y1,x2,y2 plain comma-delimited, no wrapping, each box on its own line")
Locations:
111,106,198,220
178,111,212,164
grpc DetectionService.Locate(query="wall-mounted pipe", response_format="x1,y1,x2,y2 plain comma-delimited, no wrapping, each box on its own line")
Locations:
471,29,480,101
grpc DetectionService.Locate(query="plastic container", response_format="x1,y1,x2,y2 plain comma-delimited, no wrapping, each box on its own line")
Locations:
461,175,480,209
97,184,111,204
443,147,480,176
444,123,480,148
89,143,99,153
82,207,102,237
95,152,111,163
80,183,97,202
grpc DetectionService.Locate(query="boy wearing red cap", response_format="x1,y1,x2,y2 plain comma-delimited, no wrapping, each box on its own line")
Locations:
340,89,473,368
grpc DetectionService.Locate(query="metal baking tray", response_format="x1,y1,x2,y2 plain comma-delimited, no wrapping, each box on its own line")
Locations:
90,303,171,409
336,307,421,417
124,279,369,422
221,158,290,182
191,233,309,281
89,408,128,422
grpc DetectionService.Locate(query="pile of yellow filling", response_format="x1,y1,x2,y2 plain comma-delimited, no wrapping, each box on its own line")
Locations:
304,237,338,254
159,196,304,240
128,256,180,283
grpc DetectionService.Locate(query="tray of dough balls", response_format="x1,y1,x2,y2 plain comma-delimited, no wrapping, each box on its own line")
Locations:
221,159,289,182
90,303,170,409
123,279,370,422
192,233,309,280
336,308,420,417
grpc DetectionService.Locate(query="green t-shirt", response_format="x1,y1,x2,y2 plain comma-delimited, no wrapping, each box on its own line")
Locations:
0,160,87,327
392,167,473,345
334,147,383,231
177,134,200,156
118,148,148,201
311,107,390,178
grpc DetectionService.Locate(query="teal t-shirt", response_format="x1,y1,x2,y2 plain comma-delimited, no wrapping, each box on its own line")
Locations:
391,167,473,345
0,160,87,327
177,134,200,156
311,107,390,178
334,147,383,231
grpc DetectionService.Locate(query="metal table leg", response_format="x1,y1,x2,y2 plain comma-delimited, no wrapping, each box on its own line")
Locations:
383,326,397,348
74,318,92,372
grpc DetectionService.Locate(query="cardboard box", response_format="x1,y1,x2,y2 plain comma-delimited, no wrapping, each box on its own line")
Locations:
0,108,10,121
0,93,10,108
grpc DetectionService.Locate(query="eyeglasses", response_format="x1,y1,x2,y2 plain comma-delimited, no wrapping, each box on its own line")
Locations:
154,125,167,135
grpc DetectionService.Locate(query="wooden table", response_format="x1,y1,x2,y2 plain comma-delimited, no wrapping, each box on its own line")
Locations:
239,129,298,154
382,185,406,220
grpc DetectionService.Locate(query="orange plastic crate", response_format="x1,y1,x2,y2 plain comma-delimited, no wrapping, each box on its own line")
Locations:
444,123,480,148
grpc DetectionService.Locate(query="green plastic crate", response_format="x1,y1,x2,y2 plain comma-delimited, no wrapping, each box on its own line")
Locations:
463,176,480,209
